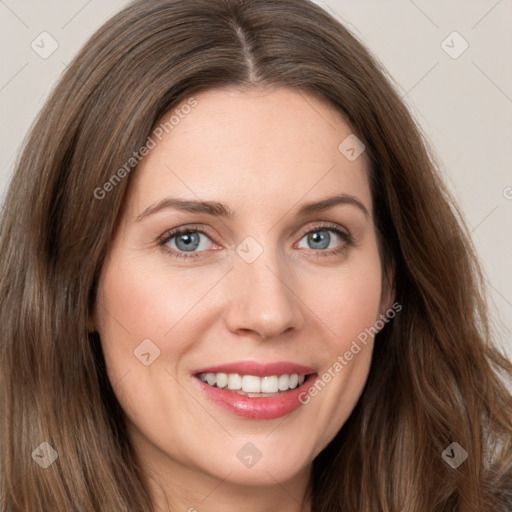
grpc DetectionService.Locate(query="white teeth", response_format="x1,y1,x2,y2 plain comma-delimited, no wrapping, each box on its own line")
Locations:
242,375,261,393
278,374,289,391
261,375,279,393
216,372,228,389
227,373,242,390
198,372,308,393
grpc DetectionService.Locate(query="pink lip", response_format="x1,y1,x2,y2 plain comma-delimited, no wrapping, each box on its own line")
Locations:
194,375,318,420
192,360,318,420
193,360,316,377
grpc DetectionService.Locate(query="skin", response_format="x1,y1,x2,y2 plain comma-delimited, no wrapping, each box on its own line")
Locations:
93,87,394,512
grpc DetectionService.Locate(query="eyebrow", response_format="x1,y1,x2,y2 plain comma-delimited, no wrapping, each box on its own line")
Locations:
135,193,369,222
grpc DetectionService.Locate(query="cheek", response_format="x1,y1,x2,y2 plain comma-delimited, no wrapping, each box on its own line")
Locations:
93,256,173,404
304,245,383,345
93,256,194,439
95,254,214,359
297,246,383,448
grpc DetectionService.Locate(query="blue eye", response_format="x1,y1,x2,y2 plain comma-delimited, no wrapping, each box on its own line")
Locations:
171,231,200,251
298,229,338,251
161,228,214,259
159,222,353,260
296,224,353,258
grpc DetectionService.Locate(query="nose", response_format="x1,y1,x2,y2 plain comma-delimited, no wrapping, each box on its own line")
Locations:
224,250,305,340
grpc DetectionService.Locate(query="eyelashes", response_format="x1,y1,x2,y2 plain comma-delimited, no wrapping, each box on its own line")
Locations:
158,222,354,261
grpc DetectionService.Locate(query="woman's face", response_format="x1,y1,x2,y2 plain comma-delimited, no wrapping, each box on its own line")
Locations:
94,87,392,503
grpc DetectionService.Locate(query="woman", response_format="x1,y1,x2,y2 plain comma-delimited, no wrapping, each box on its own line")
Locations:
1,0,511,510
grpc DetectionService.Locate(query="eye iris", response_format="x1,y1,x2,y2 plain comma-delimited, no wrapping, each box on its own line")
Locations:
175,232,200,252
308,230,330,250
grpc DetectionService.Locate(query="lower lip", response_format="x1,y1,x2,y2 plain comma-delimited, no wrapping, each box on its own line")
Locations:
194,375,318,419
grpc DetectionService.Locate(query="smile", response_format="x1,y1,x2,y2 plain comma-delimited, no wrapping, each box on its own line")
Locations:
193,361,318,419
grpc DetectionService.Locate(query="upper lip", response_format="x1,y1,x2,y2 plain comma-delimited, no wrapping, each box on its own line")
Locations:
193,360,316,377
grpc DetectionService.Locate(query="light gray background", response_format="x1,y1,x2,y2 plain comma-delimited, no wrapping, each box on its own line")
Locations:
1,0,511,354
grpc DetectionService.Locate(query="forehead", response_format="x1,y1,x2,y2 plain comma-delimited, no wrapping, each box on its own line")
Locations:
125,87,372,218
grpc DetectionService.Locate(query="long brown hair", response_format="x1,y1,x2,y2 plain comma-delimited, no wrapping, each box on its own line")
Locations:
1,0,511,510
